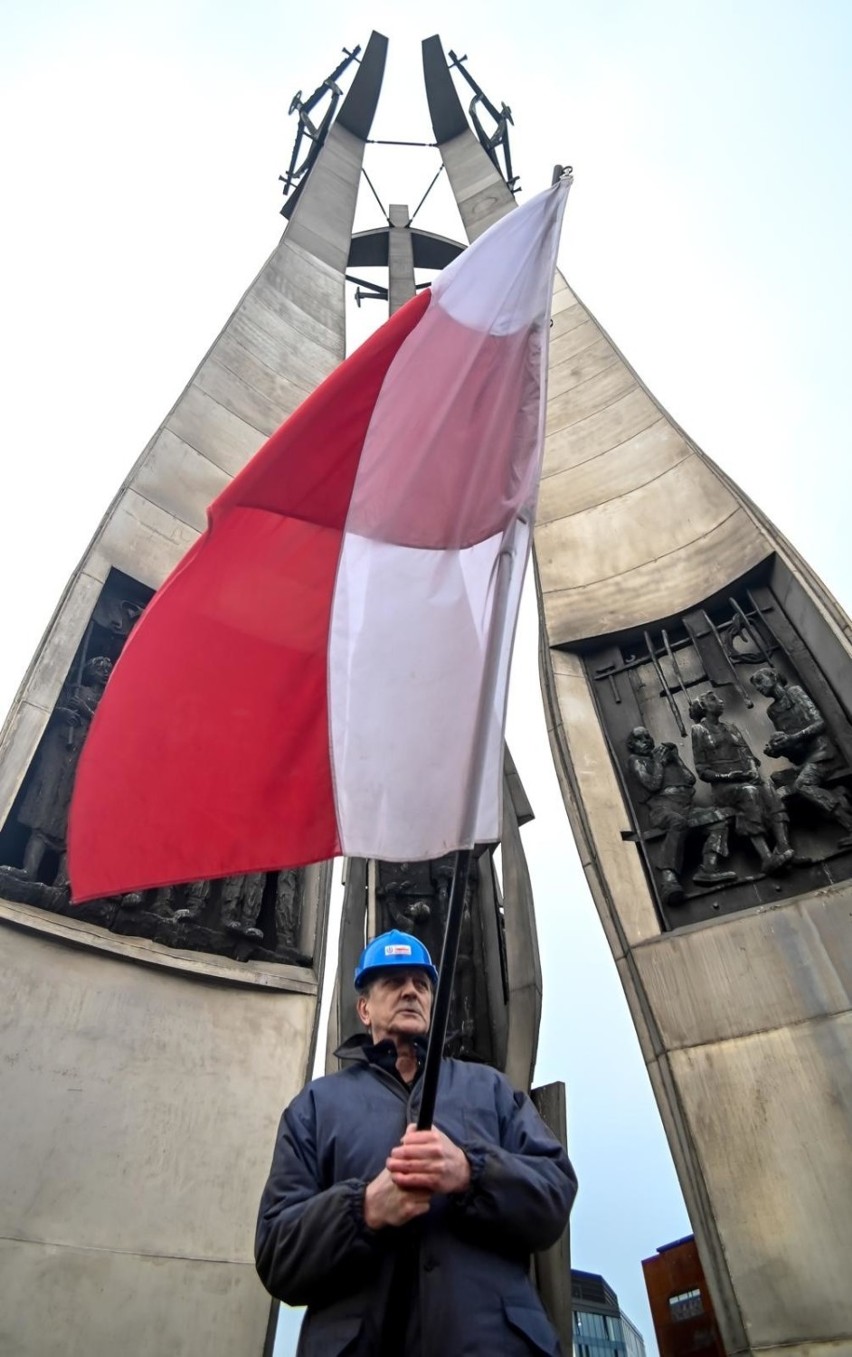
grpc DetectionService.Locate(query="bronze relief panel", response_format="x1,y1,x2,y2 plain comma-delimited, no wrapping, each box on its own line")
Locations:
0,569,310,966
584,576,852,929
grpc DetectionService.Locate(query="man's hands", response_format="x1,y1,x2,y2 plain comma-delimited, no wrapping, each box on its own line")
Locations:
363,1168,430,1229
766,732,798,757
363,1125,472,1230
388,1124,471,1195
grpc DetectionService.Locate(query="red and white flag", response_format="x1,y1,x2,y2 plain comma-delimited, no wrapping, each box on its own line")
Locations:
69,179,570,901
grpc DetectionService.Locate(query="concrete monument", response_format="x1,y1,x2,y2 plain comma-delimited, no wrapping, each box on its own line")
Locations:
420,34,852,1357
9,30,846,1357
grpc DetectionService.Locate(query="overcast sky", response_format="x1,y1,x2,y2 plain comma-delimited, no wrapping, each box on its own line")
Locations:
3,2,851,1353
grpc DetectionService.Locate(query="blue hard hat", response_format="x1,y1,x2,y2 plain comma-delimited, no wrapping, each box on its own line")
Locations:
354,929,439,989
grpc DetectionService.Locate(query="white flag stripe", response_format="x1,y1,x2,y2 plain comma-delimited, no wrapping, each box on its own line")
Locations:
432,180,570,334
330,530,503,858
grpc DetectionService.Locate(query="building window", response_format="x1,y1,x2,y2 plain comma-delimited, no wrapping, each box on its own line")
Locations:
668,1288,704,1321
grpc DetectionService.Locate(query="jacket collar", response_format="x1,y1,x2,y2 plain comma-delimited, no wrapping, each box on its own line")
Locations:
334,1032,429,1071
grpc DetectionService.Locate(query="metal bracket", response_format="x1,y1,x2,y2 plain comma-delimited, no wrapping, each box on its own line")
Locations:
279,45,362,208
447,49,520,193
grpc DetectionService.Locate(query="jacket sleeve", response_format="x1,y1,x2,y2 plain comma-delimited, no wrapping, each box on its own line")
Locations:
255,1087,384,1306
455,1076,577,1253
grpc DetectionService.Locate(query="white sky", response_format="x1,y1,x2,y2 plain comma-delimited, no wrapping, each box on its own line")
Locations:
3,2,851,1353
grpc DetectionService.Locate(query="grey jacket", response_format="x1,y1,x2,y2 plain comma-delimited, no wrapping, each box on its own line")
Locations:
255,1036,577,1355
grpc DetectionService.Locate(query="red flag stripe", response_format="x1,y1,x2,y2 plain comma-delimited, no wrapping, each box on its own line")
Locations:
69,292,431,899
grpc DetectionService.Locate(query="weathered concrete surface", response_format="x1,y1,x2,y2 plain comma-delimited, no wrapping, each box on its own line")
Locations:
0,1241,267,1357
536,274,771,643
435,78,852,1357
439,131,516,242
755,1346,852,1356
632,888,852,1051
501,770,544,1092
669,1010,852,1349
0,917,317,1356
388,203,416,314
542,644,658,954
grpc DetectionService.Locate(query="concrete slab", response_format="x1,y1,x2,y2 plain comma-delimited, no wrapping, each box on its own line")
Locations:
0,923,313,1253
538,425,689,524
634,886,852,1049
0,1239,270,1357
671,1015,852,1349
95,489,200,587
540,507,769,643
134,429,231,530
542,385,661,477
549,659,659,949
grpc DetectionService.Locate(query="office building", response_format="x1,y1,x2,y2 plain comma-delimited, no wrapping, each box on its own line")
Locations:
572,1269,647,1357
642,1236,726,1356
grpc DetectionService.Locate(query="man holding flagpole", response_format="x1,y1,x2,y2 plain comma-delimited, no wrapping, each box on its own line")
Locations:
255,929,577,1355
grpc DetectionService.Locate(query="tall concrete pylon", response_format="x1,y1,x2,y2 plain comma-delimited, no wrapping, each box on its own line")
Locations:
424,32,852,1357
0,34,387,1357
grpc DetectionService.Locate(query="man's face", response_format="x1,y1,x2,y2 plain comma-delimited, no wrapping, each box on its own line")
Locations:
751,670,776,696
357,968,433,1045
629,727,654,755
86,656,112,685
703,692,724,717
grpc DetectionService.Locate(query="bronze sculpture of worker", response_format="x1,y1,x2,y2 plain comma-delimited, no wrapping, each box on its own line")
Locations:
749,666,852,849
17,656,113,885
690,691,793,875
627,725,735,900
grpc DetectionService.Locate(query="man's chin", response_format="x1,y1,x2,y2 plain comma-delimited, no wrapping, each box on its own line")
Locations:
390,1017,429,1038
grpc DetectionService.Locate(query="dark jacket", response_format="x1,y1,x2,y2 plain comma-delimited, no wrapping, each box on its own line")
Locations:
255,1036,577,1356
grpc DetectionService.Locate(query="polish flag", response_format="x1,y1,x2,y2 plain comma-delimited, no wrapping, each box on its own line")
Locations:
69,179,570,901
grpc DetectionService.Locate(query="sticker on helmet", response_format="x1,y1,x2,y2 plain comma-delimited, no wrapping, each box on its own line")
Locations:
384,944,412,956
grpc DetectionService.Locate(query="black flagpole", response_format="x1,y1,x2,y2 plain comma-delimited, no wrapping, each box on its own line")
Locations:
406,183,568,1134
414,520,520,1132
416,846,472,1130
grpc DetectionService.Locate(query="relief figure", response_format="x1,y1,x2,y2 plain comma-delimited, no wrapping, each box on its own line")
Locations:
17,656,113,885
273,869,301,952
690,691,793,874
626,726,733,903
749,667,852,848
170,879,211,922
220,872,265,941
